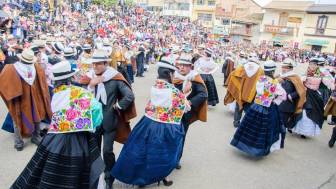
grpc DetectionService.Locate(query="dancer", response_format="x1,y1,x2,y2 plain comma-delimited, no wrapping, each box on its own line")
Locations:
292,57,334,138
174,54,208,169
87,50,136,189
278,58,306,136
11,60,104,189
112,56,189,187
194,48,219,106
231,60,286,157
0,49,52,151
224,53,263,127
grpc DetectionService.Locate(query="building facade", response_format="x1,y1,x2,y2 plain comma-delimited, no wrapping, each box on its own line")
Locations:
259,0,314,48
192,0,217,28
135,0,164,11
303,4,336,53
162,0,193,18
214,0,263,43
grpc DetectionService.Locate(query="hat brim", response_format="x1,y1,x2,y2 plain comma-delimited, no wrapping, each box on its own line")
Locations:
90,59,112,63
281,63,294,68
64,52,76,57
17,54,37,64
157,62,178,71
51,69,78,81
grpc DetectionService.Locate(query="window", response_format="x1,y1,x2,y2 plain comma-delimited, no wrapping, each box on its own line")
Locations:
278,12,288,26
178,3,190,10
197,0,205,5
316,15,328,35
198,13,212,22
208,0,216,6
222,19,230,25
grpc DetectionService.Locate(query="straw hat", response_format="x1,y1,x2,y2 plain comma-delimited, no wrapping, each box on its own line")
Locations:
52,42,65,54
17,49,37,64
282,58,296,68
82,44,92,50
51,61,78,81
157,56,178,71
264,60,276,71
177,54,193,65
90,50,112,63
63,47,75,57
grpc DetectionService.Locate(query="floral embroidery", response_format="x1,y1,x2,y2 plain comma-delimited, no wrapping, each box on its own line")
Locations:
49,85,95,133
145,80,186,124
254,76,279,107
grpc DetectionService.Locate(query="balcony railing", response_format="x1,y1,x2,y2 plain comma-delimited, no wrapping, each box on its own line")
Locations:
264,24,294,36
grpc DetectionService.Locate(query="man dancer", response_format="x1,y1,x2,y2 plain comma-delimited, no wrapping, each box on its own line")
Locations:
278,58,306,145
224,53,264,128
0,49,52,151
174,54,208,169
87,50,136,189
278,58,306,127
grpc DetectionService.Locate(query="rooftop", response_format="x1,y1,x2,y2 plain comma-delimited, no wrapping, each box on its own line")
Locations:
306,4,336,13
264,0,314,11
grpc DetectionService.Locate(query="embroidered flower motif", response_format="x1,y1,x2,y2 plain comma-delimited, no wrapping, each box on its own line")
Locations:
70,88,81,99
160,113,169,121
79,99,91,110
59,121,71,131
145,80,186,124
66,108,78,121
76,118,85,129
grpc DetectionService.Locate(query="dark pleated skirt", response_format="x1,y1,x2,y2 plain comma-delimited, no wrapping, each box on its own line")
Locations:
11,132,104,189
112,116,185,186
201,74,219,106
231,103,282,157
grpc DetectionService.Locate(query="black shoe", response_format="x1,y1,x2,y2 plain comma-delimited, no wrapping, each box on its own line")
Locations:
31,136,42,146
159,178,173,187
300,135,306,139
328,128,336,148
40,129,48,137
288,129,293,134
14,143,24,151
176,163,181,170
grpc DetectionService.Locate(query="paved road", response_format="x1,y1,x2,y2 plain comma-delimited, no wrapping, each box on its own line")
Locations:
0,63,336,189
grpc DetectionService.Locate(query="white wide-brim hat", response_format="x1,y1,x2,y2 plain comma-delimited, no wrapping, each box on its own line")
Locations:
264,60,276,71
51,61,78,81
17,49,37,64
157,56,178,71
177,54,193,65
90,50,112,63
63,47,76,57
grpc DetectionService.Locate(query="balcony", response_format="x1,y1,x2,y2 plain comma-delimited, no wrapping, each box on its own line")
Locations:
230,27,253,37
264,24,294,36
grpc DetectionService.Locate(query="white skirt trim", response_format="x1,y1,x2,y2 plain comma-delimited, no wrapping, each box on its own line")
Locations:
293,110,321,137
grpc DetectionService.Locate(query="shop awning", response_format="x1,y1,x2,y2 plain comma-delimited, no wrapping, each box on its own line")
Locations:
304,39,329,46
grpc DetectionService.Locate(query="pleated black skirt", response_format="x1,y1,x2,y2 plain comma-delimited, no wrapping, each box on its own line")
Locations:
201,74,219,106
11,132,104,189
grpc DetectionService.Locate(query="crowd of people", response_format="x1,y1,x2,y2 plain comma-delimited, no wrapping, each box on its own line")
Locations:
0,1,336,189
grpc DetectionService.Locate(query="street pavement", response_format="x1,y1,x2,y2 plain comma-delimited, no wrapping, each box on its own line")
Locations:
1,63,336,189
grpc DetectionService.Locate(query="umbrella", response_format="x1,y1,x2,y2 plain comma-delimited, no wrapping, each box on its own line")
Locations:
0,10,9,18
7,2,24,9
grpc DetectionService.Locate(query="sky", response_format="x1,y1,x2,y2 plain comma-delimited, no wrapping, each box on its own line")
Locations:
254,0,336,6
